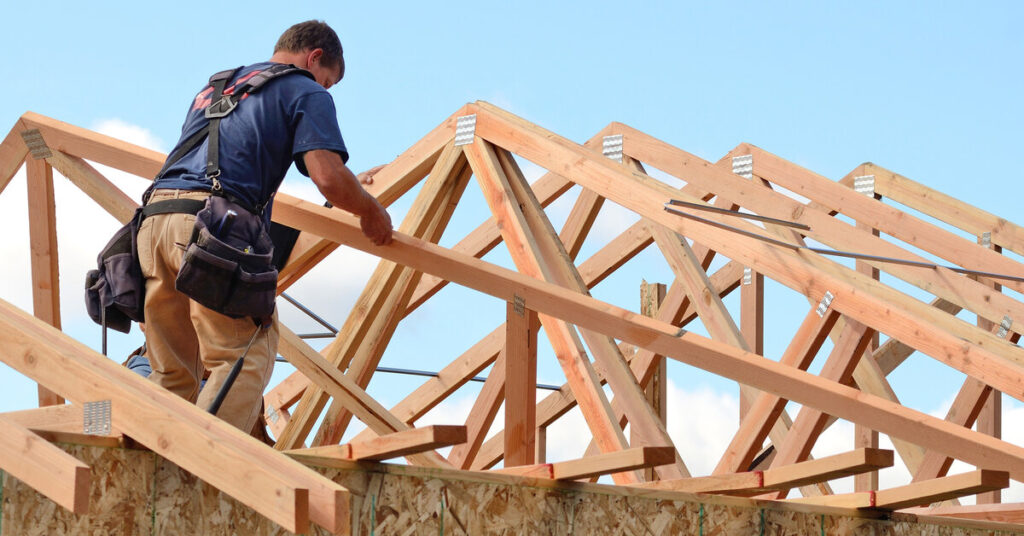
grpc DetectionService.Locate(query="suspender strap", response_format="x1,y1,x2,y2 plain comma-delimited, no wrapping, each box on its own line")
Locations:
141,198,206,218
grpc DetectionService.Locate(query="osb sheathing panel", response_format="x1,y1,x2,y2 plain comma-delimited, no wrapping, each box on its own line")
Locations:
1,444,1021,535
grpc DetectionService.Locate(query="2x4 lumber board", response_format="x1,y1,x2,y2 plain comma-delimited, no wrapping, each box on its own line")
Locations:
912,378,991,483
765,320,876,499
715,307,841,475
0,118,28,194
350,326,502,444
277,325,451,470
745,146,1024,297
854,216,881,493
976,239,1004,505
0,299,344,534
468,102,1024,406
310,149,473,447
624,126,1024,332
491,145,686,480
19,112,164,179
447,349,506,469
494,447,676,481
790,470,1010,511
504,302,539,467
287,425,467,463
464,139,640,484
902,502,1024,524
636,281,667,482
558,187,604,261
45,150,137,224
740,268,764,417
0,404,125,448
25,157,64,408
0,416,90,514
638,448,894,496
270,192,1024,486
276,143,466,450
872,297,962,375
863,162,1024,258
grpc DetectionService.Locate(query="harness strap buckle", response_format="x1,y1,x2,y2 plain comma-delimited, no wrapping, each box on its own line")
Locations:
205,96,238,119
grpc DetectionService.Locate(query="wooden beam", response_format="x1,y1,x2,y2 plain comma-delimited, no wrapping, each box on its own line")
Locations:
45,150,137,224
0,118,29,194
636,281,666,481
270,194,1024,485
25,157,64,408
976,236,1004,505
558,187,604,261
0,298,349,534
637,448,893,496
740,267,763,419
504,302,539,467
447,349,506,469
789,470,1009,511
287,425,467,463
494,447,676,481
0,416,90,514
0,404,125,448
277,325,452,469
902,502,1024,523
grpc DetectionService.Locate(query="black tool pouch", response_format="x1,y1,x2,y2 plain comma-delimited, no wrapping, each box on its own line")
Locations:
85,208,146,333
175,196,277,319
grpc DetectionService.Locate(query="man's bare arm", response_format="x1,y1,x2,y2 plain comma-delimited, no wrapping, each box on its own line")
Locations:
303,149,392,245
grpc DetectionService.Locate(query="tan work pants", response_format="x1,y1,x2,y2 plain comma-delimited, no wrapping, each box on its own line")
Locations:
137,189,277,434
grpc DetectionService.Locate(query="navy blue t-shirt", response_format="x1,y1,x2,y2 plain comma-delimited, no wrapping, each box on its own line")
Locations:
154,62,348,221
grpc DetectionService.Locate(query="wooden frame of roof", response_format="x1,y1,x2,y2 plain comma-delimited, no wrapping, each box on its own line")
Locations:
1,102,1023,532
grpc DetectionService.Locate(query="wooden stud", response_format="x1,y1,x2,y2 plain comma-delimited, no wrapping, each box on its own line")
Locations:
636,281,666,481
854,211,881,493
504,301,539,467
976,236,1004,505
740,267,763,419
25,157,64,408
0,415,91,514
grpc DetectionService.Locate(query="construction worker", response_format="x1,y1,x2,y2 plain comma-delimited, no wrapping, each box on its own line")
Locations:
138,20,391,439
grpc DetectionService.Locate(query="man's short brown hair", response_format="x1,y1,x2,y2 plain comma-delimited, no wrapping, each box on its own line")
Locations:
274,20,344,77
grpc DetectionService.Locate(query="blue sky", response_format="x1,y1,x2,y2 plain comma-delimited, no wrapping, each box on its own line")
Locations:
1,1,1023,494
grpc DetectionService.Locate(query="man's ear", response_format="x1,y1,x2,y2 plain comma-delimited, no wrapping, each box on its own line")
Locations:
306,48,324,68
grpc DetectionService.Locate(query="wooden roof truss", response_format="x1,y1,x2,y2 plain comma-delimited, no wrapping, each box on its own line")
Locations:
2,102,1024,531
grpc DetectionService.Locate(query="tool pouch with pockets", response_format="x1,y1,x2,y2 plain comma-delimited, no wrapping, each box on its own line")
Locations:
175,195,277,319
85,207,146,333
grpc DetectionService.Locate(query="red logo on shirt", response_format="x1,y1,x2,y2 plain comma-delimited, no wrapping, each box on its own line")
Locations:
191,70,261,111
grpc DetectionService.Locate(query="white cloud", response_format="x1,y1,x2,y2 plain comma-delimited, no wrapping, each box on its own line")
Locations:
93,119,166,152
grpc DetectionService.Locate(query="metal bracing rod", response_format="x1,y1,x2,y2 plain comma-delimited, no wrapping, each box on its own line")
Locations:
663,205,1024,284
280,292,339,334
271,356,561,391
666,198,811,231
